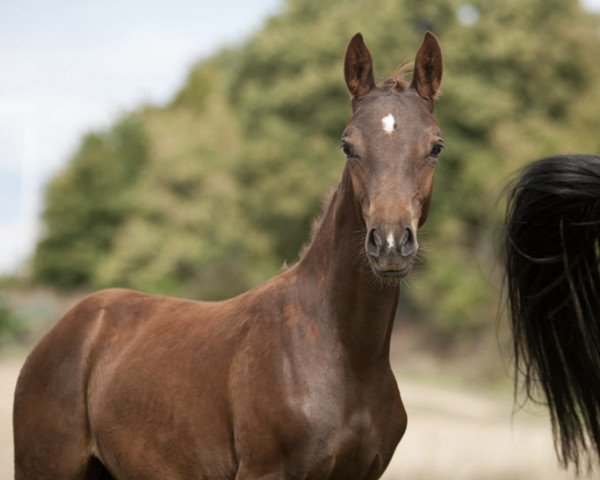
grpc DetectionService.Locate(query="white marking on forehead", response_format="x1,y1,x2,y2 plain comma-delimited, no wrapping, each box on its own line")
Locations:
386,233,395,249
381,113,396,134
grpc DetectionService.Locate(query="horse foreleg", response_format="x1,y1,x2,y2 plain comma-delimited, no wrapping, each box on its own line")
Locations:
13,367,92,480
13,301,106,479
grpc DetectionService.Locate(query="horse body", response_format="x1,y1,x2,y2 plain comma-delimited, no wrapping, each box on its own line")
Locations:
14,33,443,479
15,168,404,479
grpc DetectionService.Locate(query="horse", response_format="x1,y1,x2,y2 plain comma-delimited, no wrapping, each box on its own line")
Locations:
504,154,600,472
13,32,443,479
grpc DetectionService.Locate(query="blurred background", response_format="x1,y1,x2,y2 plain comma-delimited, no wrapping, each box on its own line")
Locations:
2,0,600,478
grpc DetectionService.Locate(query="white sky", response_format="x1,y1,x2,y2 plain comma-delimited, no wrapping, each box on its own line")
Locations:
0,0,599,276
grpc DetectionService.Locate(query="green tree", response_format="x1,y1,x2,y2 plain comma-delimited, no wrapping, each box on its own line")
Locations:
95,61,278,299
32,115,149,287
409,0,600,332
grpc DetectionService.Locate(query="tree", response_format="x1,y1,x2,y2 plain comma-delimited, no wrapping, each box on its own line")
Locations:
95,60,278,299
32,0,600,334
32,115,148,287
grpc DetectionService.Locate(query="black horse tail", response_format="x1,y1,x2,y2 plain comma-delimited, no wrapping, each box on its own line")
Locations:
504,154,600,471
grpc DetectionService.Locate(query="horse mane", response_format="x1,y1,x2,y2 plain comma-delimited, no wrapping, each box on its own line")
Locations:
278,187,338,271
504,154,600,471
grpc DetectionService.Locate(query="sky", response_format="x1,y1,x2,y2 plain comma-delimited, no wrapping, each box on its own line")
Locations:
1,0,599,276
0,0,282,275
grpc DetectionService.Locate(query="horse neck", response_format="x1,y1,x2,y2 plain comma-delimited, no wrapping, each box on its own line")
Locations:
295,165,400,367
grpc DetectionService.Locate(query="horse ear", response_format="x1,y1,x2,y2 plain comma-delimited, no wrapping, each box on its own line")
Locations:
344,33,376,104
411,32,443,108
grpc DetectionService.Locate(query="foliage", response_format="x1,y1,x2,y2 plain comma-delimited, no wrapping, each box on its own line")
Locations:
31,0,600,334
95,62,278,298
32,115,149,288
0,297,26,345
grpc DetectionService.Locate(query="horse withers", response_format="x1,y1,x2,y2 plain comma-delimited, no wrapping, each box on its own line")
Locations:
14,32,443,479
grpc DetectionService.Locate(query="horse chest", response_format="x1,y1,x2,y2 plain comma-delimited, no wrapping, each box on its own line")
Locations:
317,392,406,472
233,364,405,479
304,407,393,478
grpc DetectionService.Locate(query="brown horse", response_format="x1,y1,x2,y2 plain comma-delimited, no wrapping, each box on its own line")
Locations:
14,32,443,479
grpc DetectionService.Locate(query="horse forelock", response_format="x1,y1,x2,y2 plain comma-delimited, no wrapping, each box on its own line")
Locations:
380,62,414,92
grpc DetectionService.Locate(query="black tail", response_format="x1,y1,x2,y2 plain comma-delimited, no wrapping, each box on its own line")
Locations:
504,154,600,471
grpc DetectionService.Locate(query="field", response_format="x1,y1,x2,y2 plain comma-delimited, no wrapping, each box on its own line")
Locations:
0,334,588,479
388,373,578,479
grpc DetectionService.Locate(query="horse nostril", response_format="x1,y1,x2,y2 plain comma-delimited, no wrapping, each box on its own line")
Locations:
400,227,416,257
366,228,383,258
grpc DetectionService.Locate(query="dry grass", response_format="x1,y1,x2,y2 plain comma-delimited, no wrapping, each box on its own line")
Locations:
386,374,583,479
0,356,21,479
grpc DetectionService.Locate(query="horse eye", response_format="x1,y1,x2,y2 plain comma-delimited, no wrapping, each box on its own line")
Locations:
340,142,356,158
430,142,444,157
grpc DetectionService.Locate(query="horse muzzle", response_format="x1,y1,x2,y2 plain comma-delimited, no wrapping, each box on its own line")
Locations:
365,226,417,278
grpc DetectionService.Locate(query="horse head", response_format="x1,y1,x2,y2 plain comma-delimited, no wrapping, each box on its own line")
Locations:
342,32,443,279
